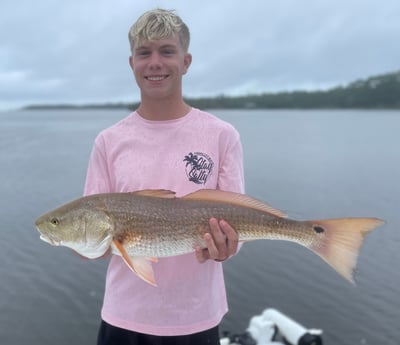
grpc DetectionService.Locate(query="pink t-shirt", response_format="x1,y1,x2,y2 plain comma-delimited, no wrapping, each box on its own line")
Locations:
84,108,245,336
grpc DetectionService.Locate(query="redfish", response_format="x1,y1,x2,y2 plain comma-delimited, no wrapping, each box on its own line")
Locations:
35,189,384,286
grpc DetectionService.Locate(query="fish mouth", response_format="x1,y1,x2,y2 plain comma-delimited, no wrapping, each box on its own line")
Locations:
36,222,60,246
35,216,59,245
39,234,60,246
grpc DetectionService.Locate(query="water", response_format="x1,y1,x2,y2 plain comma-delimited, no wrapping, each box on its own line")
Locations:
1,109,399,344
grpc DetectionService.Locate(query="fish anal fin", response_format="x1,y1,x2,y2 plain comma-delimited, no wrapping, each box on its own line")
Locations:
113,239,157,286
130,189,176,199
183,189,287,218
309,217,384,283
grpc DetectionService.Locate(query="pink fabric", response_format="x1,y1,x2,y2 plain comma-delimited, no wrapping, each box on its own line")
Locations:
84,108,245,335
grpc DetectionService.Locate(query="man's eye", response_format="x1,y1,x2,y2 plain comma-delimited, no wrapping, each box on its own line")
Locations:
136,50,150,57
162,49,174,56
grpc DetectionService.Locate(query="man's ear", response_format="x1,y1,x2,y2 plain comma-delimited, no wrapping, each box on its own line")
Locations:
183,53,192,75
129,55,134,70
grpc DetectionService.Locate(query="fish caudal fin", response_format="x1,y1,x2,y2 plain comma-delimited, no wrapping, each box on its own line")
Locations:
310,218,384,283
113,240,158,286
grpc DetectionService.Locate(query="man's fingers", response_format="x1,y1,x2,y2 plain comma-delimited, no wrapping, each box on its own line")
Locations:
195,219,239,263
209,219,230,260
195,245,209,263
209,218,227,245
219,220,239,255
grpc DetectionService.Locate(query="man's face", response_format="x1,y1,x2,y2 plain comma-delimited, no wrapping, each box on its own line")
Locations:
129,35,192,100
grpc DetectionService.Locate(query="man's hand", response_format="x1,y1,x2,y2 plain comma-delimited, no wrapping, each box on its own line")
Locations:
195,218,239,263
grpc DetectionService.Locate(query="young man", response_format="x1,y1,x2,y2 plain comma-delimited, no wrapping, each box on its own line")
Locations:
84,9,245,345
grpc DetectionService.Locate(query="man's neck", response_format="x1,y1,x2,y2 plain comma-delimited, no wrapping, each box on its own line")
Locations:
136,97,191,121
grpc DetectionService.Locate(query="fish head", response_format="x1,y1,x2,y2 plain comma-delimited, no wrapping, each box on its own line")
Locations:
35,197,114,259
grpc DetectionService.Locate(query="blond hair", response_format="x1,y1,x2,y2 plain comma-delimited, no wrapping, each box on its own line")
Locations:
128,9,190,53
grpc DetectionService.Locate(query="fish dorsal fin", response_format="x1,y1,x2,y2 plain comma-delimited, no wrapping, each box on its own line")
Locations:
131,189,176,199
183,189,287,218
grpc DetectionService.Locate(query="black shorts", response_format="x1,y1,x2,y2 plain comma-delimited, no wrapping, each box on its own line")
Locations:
97,320,221,345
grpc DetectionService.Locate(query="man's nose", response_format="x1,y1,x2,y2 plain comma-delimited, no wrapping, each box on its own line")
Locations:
149,52,162,68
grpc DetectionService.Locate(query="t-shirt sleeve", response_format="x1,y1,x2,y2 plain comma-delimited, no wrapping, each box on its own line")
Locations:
84,135,113,196
217,126,245,194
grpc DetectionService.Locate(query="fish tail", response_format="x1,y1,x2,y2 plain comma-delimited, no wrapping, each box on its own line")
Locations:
309,217,384,283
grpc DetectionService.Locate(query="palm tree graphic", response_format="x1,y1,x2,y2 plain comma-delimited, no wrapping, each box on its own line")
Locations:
183,153,199,168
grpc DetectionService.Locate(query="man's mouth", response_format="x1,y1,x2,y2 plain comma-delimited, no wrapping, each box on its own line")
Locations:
146,75,168,81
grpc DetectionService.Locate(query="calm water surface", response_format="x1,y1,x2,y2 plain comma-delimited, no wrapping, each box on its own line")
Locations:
0,109,399,344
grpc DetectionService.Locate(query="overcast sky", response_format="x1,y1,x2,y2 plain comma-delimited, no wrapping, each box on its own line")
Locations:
1,0,399,110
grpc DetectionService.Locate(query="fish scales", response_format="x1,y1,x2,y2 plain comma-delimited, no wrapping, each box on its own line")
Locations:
99,194,318,257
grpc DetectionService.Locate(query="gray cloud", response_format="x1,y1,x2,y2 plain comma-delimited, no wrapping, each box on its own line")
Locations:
1,0,399,109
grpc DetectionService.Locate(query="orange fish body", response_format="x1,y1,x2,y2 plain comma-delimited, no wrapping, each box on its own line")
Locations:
35,189,384,286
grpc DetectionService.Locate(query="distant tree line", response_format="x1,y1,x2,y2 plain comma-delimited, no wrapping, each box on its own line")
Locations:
181,71,400,109
24,70,400,111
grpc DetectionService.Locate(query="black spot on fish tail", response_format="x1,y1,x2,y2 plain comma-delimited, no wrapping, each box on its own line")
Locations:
313,226,325,234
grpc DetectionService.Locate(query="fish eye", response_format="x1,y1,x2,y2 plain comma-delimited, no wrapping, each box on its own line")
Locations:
50,218,59,226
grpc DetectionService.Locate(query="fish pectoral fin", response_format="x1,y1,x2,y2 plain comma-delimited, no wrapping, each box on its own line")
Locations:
130,189,176,199
128,256,158,287
183,189,287,218
113,240,157,286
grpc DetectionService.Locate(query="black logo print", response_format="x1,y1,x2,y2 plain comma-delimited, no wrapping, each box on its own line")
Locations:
183,152,214,185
